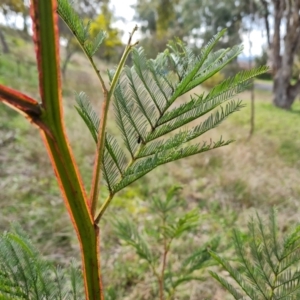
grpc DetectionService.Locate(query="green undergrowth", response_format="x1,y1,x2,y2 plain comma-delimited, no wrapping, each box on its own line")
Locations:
231,100,300,166
1,29,300,299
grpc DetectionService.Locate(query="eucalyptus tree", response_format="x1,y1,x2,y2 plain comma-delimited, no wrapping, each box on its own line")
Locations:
134,0,256,60
258,0,300,109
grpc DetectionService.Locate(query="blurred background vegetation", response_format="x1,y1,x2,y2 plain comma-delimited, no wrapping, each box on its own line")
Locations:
1,0,300,299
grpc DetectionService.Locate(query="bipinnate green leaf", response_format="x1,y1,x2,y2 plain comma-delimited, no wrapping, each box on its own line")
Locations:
150,186,182,216
165,237,220,290
106,34,266,195
163,209,199,239
210,209,300,300
71,25,267,197
113,219,155,265
0,226,84,299
57,0,106,57
75,92,100,143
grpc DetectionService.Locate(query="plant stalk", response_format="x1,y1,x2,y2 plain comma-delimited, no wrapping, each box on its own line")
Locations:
30,1,104,298
90,25,139,218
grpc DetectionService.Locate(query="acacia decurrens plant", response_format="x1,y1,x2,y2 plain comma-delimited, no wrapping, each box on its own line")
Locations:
0,0,267,299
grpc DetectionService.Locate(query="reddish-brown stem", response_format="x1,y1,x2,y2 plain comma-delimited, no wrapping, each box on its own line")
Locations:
158,215,170,300
159,241,169,300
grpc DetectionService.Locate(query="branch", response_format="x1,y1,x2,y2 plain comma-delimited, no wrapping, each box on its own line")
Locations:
0,84,41,117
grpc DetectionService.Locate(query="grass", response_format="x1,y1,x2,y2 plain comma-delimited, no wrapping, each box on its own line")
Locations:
1,29,300,299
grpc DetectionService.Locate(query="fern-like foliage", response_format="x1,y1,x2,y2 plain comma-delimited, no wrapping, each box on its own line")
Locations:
74,92,100,143
73,30,268,196
113,187,220,298
210,209,300,300
57,0,106,57
0,226,84,300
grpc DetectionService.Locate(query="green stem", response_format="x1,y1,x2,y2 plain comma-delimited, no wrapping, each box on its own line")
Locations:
95,194,114,223
42,131,103,300
95,136,145,223
108,25,139,100
31,1,104,298
90,25,139,218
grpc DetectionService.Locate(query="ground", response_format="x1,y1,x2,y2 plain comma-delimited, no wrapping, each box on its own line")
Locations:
1,29,300,299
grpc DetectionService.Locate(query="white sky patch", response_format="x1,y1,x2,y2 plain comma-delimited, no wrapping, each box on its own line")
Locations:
110,0,264,56
110,0,140,43
0,0,265,57
242,29,267,57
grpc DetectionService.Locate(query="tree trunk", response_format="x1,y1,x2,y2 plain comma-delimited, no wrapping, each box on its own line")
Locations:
23,11,29,35
270,0,300,109
0,29,9,54
61,49,74,77
273,76,300,109
61,36,77,77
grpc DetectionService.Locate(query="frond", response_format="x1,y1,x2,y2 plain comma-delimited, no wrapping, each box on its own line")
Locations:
132,48,167,115
163,209,200,239
0,226,84,299
57,0,88,44
102,133,127,192
149,186,182,216
86,31,106,57
157,66,267,126
71,27,267,197
209,251,260,299
166,29,227,106
75,92,99,143
183,45,244,93
211,209,300,300
57,0,105,57
145,100,244,143
124,65,158,128
181,237,220,274
112,137,233,193
114,77,149,143
138,101,243,158
113,219,155,265
209,271,245,300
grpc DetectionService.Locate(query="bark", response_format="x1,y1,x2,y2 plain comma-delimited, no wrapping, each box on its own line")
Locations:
271,0,300,109
273,78,300,109
23,11,29,35
61,48,75,77
61,38,77,77
0,29,9,54
259,0,271,47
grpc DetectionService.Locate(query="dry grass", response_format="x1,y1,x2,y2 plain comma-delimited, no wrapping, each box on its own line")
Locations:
1,32,300,299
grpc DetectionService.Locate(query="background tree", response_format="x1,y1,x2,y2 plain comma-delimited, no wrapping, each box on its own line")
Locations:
60,0,122,76
258,0,300,109
0,0,27,53
59,18,81,77
133,0,181,57
89,1,122,62
134,0,253,64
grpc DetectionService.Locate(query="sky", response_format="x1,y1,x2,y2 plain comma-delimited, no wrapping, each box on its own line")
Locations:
110,0,139,41
0,0,265,57
110,0,266,57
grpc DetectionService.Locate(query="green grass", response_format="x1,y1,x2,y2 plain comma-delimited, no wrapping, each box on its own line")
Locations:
231,100,300,165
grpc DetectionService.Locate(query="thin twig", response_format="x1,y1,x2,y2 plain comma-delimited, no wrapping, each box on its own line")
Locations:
90,25,139,218
248,0,255,139
95,194,113,223
158,214,169,300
